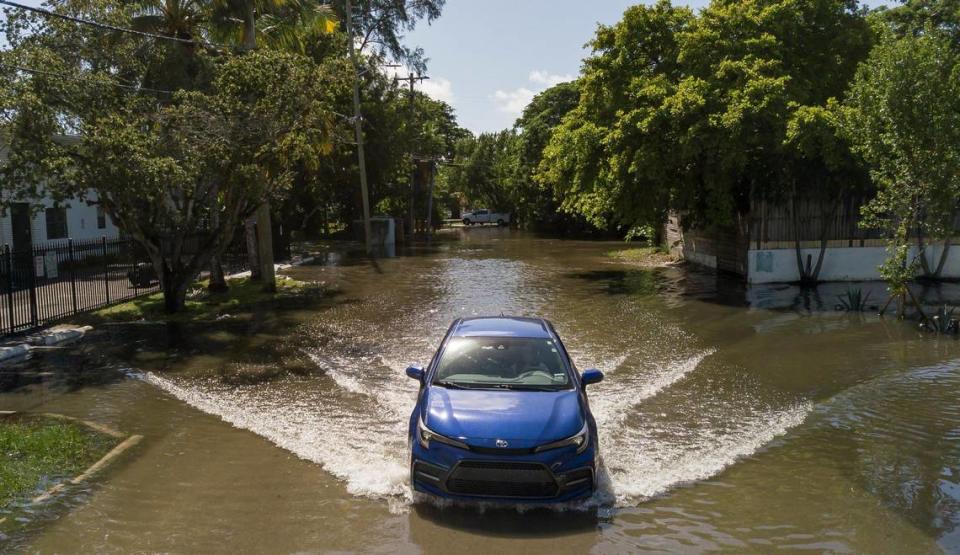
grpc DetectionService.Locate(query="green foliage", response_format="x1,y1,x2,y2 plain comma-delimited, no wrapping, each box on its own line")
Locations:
878,0,960,45
0,415,116,507
0,0,346,310
843,30,960,291
442,130,519,213
334,0,445,72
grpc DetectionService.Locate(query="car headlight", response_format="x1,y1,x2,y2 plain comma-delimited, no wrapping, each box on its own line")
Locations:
534,420,590,454
418,417,469,450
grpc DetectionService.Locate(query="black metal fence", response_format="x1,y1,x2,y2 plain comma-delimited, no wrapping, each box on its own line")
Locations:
0,237,159,337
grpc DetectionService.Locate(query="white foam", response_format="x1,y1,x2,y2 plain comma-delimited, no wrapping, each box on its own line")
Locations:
590,349,716,430
604,401,811,501
142,372,415,503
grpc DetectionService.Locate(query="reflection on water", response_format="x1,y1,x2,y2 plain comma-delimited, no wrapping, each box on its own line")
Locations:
3,228,960,553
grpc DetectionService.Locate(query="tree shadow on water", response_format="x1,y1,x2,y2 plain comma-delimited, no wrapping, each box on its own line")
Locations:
565,265,749,308
411,501,599,538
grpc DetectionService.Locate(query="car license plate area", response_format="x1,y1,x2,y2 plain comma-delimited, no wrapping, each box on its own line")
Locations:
446,461,558,498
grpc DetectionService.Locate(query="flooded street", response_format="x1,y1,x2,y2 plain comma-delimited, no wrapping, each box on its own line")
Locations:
4,228,960,553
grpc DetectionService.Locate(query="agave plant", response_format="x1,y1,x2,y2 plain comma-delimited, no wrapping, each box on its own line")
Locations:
921,305,959,334
836,288,872,312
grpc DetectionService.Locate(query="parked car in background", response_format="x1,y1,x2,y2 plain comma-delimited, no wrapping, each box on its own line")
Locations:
461,209,510,226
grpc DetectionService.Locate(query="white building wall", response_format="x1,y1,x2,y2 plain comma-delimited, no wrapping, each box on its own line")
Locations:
748,244,960,284
0,189,120,250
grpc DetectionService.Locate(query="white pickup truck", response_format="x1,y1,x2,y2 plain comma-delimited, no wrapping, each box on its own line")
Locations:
461,209,511,226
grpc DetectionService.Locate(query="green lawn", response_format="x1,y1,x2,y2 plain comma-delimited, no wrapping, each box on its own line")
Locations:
87,276,317,324
0,415,117,507
606,246,678,268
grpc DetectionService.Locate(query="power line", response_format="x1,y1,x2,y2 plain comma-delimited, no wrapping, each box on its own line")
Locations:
0,62,173,94
0,0,224,48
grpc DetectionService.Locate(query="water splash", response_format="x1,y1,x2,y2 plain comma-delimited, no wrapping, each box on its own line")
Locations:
590,349,716,430
603,401,811,502
138,342,810,511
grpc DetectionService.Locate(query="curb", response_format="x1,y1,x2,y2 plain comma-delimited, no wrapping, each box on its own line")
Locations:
28,413,142,505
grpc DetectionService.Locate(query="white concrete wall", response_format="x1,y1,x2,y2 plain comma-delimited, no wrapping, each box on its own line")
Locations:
748,244,960,283
683,249,718,270
0,189,119,249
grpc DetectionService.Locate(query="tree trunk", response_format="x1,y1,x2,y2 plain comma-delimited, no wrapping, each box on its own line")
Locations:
256,202,276,292
934,239,951,277
209,258,228,292
242,2,256,51
161,264,192,313
208,184,229,293
245,216,261,281
809,194,841,282
919,236,951,279
791,191,809,283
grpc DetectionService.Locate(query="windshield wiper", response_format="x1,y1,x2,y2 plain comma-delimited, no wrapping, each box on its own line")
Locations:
433,380,469,389
492,383,563,391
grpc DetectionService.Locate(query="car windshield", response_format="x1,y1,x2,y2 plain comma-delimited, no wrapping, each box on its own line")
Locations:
432,336,572,390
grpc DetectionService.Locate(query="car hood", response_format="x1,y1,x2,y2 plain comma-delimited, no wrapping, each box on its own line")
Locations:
422,387,584,449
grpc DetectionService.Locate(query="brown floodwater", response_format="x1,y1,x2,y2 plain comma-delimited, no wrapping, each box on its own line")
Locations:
3,228,960,553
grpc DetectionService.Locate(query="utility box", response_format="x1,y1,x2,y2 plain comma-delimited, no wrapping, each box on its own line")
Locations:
353,217,397,247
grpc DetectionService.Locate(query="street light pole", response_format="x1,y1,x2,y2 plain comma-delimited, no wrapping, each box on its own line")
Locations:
345,0,373,253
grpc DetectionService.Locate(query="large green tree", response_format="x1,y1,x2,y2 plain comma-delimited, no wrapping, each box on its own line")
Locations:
0,0,345,311
844,30,960,297
537,0,873,265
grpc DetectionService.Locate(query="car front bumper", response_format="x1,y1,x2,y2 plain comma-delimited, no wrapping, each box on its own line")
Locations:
410,440,596,503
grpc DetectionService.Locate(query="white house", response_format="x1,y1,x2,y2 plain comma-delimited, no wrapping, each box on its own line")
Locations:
1,137,121,252
0,188,121,252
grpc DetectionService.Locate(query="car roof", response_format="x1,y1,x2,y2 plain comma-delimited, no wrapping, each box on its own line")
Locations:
451,317,553,339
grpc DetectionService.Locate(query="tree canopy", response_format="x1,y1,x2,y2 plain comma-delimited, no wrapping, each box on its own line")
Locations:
536,0,874,236
844,28,960,287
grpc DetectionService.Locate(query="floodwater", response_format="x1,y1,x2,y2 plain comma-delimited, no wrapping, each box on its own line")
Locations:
3,228,960,553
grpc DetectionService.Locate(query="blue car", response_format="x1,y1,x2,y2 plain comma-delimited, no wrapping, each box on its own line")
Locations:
406,316,604,503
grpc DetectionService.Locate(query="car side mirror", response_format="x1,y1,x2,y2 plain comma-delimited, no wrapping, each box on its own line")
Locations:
406,365,425,381
581,369,604,387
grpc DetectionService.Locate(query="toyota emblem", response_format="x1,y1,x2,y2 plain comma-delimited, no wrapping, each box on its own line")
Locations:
496,439,509,448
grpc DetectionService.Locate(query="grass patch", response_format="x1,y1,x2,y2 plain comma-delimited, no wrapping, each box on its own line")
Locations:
606,246,678,268
0,415,117,507
85,276,319,324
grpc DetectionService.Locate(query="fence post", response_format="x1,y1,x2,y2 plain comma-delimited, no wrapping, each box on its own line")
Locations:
27,244,38,328
3,245,14,335
102,236,110,304
68,238,78,313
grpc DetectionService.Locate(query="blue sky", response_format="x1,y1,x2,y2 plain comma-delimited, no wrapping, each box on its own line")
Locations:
403,0,890,134
403,0,638,133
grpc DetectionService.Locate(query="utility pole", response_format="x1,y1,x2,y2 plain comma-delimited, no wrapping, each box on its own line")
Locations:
425,159,436,236
240,7,275,290
396,72,428,237
345,0,373,253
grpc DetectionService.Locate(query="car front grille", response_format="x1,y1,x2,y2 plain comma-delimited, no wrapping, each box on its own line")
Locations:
445,461,558,498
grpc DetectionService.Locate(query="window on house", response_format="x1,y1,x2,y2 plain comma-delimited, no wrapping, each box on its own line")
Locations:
97,206,107,229
45,207,68,240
